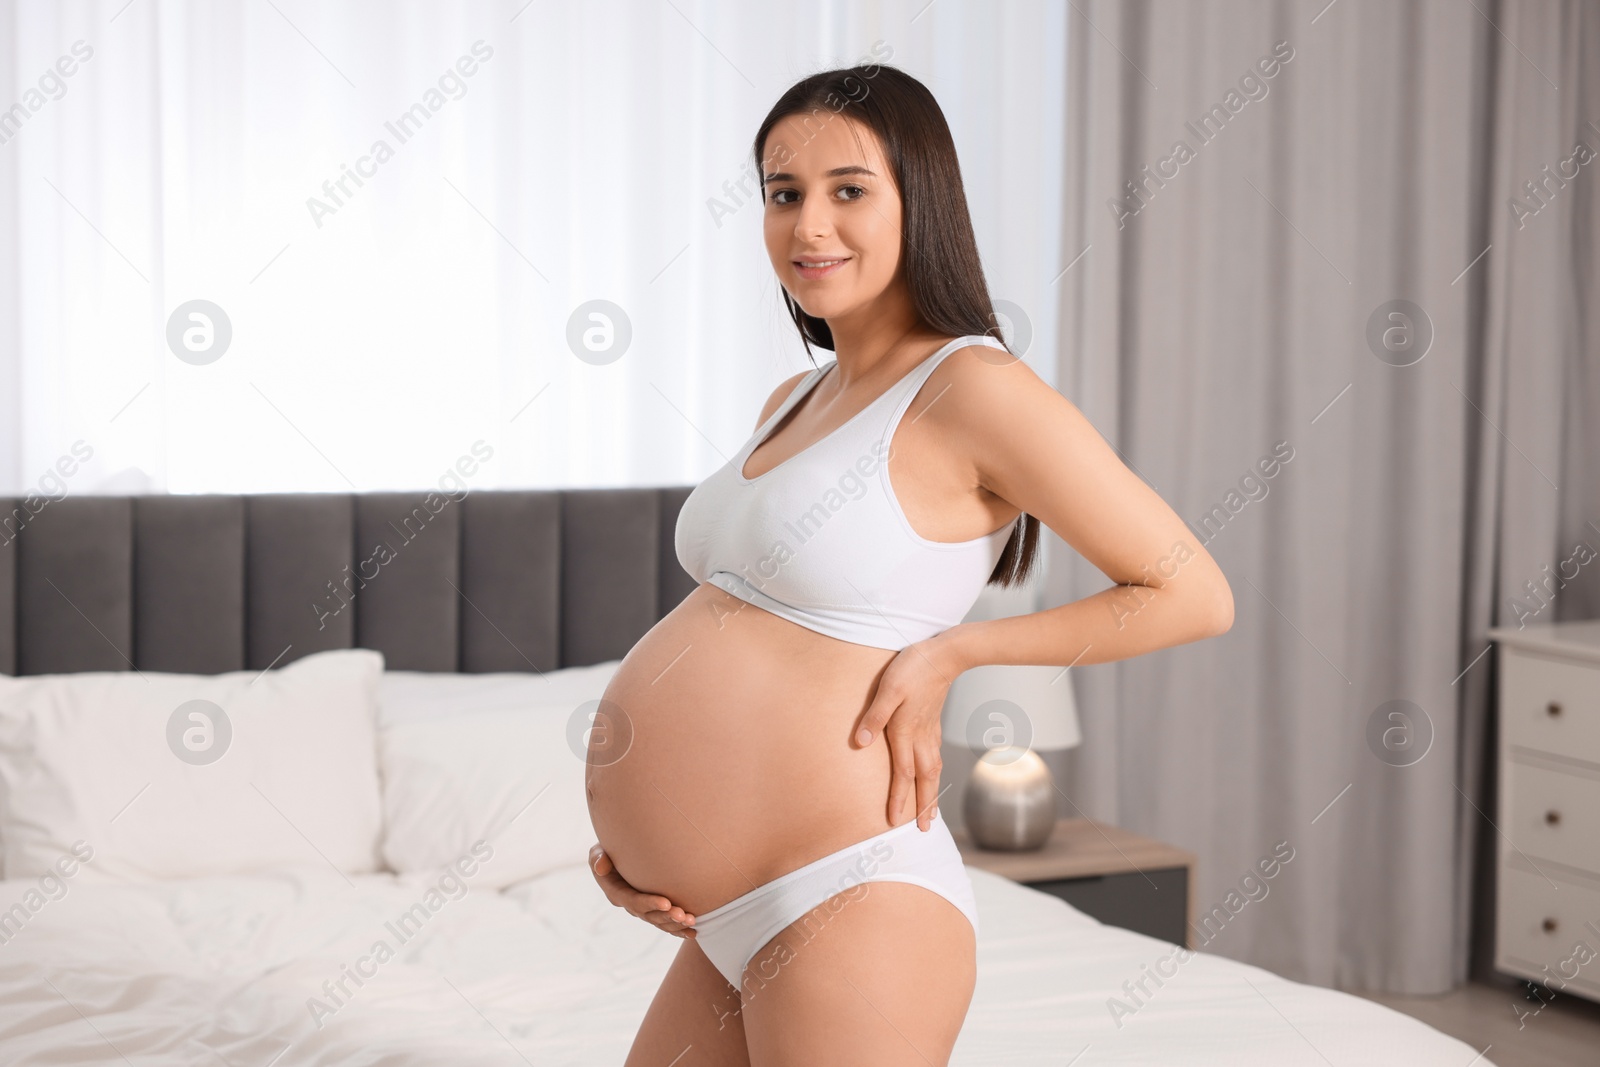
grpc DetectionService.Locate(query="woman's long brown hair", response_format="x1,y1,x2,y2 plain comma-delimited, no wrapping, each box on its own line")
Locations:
753,62,1040,587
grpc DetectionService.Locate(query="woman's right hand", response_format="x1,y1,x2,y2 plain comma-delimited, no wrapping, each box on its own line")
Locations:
589,843,697,939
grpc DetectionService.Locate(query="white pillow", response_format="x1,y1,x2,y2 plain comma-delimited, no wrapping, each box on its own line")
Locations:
377,661,622,728
377,663,620,888
0,648,386,882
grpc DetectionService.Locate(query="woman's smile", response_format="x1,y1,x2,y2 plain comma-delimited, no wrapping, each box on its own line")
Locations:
793,255,852,280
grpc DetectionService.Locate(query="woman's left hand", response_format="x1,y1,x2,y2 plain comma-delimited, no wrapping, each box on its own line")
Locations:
852,639,959,832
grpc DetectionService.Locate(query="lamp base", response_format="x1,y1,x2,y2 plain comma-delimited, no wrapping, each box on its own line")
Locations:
962,746,1057,851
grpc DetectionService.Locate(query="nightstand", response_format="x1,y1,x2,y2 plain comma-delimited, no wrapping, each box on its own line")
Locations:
1485,619,1600,1006
952,816,1198,948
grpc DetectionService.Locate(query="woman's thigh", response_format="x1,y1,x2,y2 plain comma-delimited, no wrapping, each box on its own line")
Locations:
625,938,751,1067
738,881,978,1067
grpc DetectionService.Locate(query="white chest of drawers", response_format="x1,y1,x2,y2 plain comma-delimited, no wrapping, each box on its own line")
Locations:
1486,619,1600,1004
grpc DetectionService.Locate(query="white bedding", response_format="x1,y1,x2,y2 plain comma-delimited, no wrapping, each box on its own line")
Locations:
0,859,1492,1065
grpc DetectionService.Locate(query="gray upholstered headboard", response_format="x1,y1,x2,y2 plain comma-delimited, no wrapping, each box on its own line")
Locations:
0,488,697,676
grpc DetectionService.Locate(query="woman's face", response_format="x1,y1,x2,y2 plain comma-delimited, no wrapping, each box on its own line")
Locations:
761,113,903,322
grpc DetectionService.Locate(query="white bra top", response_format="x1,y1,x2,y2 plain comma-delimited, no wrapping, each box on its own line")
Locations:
674,334,1016,651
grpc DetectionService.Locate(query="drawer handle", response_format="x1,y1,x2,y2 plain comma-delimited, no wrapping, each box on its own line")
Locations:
1547,701,1562,717
1545,810,1561,826
1543,917,1558,933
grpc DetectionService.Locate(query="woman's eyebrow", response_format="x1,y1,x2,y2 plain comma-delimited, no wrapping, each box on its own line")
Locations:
763,165,876,182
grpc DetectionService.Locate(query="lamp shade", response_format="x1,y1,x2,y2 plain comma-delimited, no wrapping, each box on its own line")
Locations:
940,581,1082,753
942,662,1081,752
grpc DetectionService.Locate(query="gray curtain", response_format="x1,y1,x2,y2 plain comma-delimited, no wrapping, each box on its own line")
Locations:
1050,0,1598,994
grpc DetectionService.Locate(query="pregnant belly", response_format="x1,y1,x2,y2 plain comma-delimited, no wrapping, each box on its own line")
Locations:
585,583,908,916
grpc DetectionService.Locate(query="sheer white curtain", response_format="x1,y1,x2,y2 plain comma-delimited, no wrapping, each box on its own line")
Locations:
0,0,1066,497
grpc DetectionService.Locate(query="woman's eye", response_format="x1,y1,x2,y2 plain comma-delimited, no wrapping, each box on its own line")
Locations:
767,185,865,206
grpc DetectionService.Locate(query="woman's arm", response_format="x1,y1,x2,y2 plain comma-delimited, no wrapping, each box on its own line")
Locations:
926,348,1233,675
853,347,1233,831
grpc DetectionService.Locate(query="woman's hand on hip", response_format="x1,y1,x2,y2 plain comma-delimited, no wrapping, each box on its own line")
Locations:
852,639,958,832
589,844,697,939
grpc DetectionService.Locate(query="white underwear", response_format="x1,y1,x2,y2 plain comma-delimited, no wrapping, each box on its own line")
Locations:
691,810,980,990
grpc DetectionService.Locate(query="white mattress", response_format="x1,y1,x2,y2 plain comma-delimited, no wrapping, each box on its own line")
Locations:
0,861,1491,1065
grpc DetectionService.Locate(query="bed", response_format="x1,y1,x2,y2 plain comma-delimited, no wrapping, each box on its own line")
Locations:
0,489,1492,1065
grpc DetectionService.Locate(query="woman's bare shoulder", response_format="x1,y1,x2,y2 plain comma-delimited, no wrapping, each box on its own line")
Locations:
753,366,822,431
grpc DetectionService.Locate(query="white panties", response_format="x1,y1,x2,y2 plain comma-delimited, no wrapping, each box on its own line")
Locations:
691,810,980,990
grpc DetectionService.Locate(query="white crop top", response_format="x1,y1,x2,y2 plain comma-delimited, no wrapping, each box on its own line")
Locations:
674,334,1016,651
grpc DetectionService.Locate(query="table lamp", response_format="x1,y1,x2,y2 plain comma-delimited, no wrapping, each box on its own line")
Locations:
941,581,1081,850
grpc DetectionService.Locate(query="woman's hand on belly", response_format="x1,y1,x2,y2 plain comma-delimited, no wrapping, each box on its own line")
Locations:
852,638,960,831
589,843,698,939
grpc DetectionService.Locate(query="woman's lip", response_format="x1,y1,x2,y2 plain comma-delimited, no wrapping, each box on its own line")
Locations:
793,258,849,279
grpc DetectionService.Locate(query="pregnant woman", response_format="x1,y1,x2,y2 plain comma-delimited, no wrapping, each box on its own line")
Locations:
586,63,1234,1066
